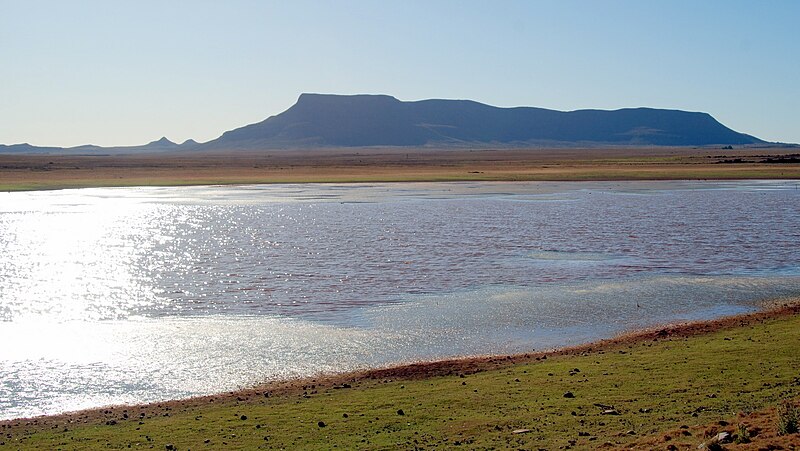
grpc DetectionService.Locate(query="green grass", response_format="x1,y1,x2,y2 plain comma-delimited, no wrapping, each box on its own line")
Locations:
4,312,799,450
778,400,799,435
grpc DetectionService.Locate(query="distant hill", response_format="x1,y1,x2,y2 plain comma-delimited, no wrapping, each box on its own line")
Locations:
0,94,775,154
0,143,66,154
204,93,766,149
0,137,188,155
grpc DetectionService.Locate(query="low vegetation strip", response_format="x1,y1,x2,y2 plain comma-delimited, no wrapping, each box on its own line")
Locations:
2,303,799,450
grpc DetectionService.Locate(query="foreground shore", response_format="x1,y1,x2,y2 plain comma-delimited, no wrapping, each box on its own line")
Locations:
1,146,799,191
2,301,799,450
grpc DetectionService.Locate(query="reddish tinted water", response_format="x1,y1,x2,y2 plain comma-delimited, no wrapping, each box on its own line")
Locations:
0,180,798,419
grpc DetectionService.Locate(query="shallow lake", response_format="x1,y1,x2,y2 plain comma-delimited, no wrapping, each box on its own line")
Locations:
1,180,799,419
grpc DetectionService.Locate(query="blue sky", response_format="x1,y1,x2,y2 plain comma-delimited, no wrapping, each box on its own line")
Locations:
1,0,798,147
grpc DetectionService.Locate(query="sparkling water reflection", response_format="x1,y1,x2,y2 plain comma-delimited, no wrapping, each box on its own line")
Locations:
0,180,798,419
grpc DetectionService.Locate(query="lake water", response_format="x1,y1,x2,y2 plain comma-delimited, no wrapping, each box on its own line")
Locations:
1,180,799,420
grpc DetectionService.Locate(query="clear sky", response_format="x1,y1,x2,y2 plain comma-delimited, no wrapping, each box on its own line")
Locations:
1,0,798,147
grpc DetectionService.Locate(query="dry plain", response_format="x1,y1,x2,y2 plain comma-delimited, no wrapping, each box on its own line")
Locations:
1,146,799,191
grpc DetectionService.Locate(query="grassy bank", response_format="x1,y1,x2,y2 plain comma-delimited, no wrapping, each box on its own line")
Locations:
3,304,799,450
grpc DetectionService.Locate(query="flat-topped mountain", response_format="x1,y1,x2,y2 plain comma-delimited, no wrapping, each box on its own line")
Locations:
0,94,772,154
206,93,764,149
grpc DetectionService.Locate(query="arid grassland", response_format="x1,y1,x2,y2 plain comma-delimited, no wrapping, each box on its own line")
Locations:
1,147,798,191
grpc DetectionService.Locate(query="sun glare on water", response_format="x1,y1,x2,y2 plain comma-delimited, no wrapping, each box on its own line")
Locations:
0,189,161,323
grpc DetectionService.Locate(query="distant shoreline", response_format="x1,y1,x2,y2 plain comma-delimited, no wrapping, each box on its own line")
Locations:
1,146,799,191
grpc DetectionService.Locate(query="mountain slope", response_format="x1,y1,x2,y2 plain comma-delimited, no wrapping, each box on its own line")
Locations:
205,93,764,148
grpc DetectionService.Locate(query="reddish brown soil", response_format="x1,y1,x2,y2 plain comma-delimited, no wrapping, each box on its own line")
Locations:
625,399,800,450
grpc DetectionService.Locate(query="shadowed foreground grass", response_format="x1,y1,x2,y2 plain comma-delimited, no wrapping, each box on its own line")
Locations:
2,306,799,450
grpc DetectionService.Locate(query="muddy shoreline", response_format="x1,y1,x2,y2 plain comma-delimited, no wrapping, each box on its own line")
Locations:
3,298,798,428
